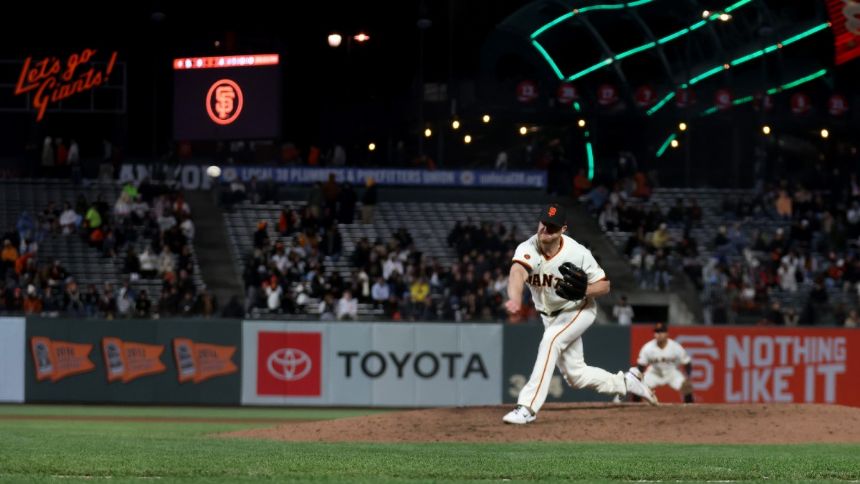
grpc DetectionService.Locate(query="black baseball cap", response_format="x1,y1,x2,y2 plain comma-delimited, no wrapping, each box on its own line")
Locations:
654,322,669,333
539,203,567,227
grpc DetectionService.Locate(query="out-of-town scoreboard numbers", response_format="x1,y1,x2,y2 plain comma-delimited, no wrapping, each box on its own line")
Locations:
173,53,280,140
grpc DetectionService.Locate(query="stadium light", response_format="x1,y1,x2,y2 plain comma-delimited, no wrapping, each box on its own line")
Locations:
577,119,586,128
353,33,370,43
464,134,472,144
670,139,679,148
820,128,829,139
452,120,460,130
424,128,432,138
679,122,687,131
327,33,343,48
519,126,528,135
482,114,491,123
762,125,771,135
368,142,376,151
719,13,732,21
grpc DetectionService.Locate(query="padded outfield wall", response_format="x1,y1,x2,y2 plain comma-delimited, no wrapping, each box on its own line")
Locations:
0,317,857,406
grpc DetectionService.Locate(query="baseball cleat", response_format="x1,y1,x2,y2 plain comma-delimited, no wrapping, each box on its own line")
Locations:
625,371,659,406
502,405,536,424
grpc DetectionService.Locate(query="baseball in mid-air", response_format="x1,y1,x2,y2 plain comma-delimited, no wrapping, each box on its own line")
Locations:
206,165,222,177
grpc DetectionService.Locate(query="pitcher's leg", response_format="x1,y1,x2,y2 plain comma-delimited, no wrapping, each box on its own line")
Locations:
558,338,626,395
517,307,592,413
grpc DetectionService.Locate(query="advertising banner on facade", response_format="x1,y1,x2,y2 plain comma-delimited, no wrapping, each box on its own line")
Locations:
26,318,241,404
242,321,503,406
0,318,26,403
119,164,548,190
503,324,631,403
630,326,860,406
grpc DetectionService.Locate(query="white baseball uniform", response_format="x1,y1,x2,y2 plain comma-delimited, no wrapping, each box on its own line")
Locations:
637,338,691,390
513,233,627,413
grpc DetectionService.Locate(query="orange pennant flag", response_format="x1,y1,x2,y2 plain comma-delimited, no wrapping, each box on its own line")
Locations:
172,338,238,384
31,336,95,382
102,337,166,383
121,341,166,383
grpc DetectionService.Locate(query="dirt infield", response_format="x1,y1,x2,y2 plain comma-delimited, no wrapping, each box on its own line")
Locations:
225,403,860,444
0,415,303,424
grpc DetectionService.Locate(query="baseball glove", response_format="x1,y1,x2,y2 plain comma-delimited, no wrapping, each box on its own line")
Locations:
557,262,588,301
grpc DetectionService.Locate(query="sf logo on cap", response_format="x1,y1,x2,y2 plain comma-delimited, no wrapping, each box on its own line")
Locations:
206,79,244,125
548,206,557,217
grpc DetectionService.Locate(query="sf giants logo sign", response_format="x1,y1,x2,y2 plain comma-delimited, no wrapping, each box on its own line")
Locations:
631,327,860,405
206,79,243,125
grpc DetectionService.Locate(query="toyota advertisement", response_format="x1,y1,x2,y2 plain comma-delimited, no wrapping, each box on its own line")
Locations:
241,322,503,406
630,326,860,406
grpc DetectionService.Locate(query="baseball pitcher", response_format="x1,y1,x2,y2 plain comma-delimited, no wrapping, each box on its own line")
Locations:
635,322,694,403
503,203,656,424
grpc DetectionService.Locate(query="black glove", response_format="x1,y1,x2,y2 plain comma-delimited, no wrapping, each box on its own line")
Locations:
557,262,588,301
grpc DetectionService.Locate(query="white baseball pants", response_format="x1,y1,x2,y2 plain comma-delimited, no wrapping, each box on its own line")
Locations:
517,302,627,413
644,367,686,391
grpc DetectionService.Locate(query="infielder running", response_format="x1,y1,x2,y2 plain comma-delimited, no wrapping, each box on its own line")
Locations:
635,322,694,403
503,203,656,424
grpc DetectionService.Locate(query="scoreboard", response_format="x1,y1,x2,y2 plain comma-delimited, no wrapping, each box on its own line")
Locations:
173,54,281,140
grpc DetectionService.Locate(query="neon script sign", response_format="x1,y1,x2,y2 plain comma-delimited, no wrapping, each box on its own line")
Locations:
14,48,118,121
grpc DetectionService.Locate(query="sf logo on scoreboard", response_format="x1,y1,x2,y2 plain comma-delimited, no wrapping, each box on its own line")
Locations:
206,79,244,125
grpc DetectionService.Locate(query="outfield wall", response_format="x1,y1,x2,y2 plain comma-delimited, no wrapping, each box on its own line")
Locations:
0,317,26,403
1,317,858,406
25,318,241,404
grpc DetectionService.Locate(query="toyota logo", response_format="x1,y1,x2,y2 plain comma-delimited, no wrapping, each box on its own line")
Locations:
267,348,312,381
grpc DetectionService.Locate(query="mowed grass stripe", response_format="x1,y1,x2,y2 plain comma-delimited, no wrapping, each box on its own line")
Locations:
0,417,858,482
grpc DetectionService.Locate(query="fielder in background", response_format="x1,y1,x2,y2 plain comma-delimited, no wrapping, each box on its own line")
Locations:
635,322,694,403
502,203,656,425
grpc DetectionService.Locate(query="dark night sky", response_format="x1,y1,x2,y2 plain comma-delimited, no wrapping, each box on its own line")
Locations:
0,1,530,158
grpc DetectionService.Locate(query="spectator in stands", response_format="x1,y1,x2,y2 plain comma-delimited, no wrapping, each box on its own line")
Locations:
23,285,42,315
336,290,358,320
42,286,64,315
178,291,197,317
572,168,591,198
318,293,336,320
409,277,430,319
371,276,389,309
84,203,102,231
158,246,176,276
775,190,793,219
337,182,357,224
116,285,134,318
83,284,99,317
651,223,671,250
321,224,343,260
16,212,35,242
59,203,81,235
135,290,152,318
156,287,177,317
307,182,324,218
846,309,859,328
138,247,158,278
612,295,634,326
322,173,340,212
41,136,54,175
1,239,17,273
196,290,216,317
263,276,282,313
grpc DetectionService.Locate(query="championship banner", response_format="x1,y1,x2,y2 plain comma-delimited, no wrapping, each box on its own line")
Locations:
101,337,166,383
630,326,860,406
173,338,238,383
30,336,95,382
827,0,860,65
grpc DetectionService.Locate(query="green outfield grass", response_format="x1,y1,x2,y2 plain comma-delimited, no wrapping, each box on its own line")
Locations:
0,405,858,483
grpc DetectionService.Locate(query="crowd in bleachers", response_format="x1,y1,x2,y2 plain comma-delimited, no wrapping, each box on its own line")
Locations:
238,182,528,322
583,162,860,327
0,179,212,318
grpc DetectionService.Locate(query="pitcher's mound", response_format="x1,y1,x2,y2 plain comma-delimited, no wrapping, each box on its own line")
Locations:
225,403,860,444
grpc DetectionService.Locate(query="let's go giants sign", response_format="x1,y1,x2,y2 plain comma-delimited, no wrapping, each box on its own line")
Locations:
631,326,860,406
15,48,118,121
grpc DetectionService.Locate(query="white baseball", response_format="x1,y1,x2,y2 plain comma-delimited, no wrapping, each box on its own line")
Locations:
206,165,222,177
